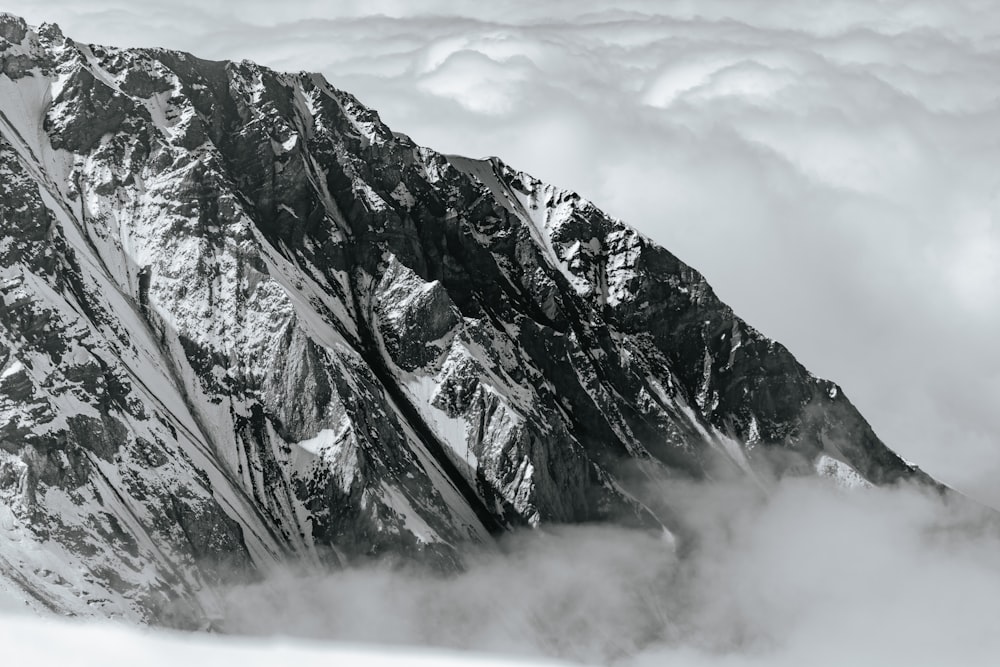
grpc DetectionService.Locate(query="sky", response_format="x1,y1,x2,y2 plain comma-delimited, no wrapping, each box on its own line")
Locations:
4,1,998,504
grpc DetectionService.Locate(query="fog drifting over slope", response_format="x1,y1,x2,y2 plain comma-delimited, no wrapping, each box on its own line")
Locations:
6,478,995,666
6,0,999,507
207,478,1000,666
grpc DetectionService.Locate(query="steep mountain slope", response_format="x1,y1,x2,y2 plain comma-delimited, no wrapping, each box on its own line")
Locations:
0,13,931,624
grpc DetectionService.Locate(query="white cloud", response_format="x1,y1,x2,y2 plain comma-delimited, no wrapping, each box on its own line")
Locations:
0,613,572,667
209,478,1000,666
4,2,998,507
417,49,536,115
6,477,1000,665
629,478,1000,667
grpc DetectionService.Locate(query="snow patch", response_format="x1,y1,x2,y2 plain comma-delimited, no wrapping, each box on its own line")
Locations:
379,483,441,544
403,374,476,468
0,360,23,380
295,429,340,456
815,454,872,490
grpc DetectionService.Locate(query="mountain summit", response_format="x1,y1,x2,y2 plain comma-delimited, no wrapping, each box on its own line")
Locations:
0,14,929,623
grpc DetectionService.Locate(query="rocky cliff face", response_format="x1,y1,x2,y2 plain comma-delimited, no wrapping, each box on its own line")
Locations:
0,13,931,624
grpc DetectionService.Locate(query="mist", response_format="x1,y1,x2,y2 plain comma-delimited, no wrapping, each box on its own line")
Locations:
3,465,999,666
212,477,1000,666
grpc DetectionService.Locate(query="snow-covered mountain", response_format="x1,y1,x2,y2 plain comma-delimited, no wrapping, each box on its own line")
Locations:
0,13,934,624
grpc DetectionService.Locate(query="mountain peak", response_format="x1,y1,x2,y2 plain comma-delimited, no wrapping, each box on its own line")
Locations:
0,18,935,625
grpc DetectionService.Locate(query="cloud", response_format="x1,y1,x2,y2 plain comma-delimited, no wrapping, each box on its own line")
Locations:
633,478,1000,667
0,613,573,667
417,49,538,115
220,526,674,663
4,476,1000,666
4,2,998,505
207,477,1000,666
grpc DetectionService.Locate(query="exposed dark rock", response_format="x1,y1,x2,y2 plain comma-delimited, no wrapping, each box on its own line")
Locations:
0,13,27,44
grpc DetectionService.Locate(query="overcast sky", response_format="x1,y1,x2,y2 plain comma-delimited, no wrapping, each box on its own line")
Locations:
7,1,999,504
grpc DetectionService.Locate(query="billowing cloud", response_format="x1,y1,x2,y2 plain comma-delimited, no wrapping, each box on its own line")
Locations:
214,479,1000,665
3,2,998,506
4,476,1000,665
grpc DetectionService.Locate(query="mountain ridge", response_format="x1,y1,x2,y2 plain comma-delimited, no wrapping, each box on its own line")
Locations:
0,12,934,625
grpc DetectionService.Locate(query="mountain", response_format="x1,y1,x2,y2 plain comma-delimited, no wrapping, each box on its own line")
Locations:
0,13,932,625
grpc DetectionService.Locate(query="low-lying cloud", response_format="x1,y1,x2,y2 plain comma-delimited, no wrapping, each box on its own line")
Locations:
2,468,998,665
212,477,1000,666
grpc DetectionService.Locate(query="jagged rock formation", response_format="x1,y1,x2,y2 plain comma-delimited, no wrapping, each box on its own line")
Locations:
0,13,931,624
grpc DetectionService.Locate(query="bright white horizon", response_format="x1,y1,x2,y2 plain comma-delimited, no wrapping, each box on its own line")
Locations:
0,614,577,667
3,1,996,505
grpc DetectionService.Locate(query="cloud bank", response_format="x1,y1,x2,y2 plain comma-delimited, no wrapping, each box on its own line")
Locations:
4,476,1000,666
214,478,1000,666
